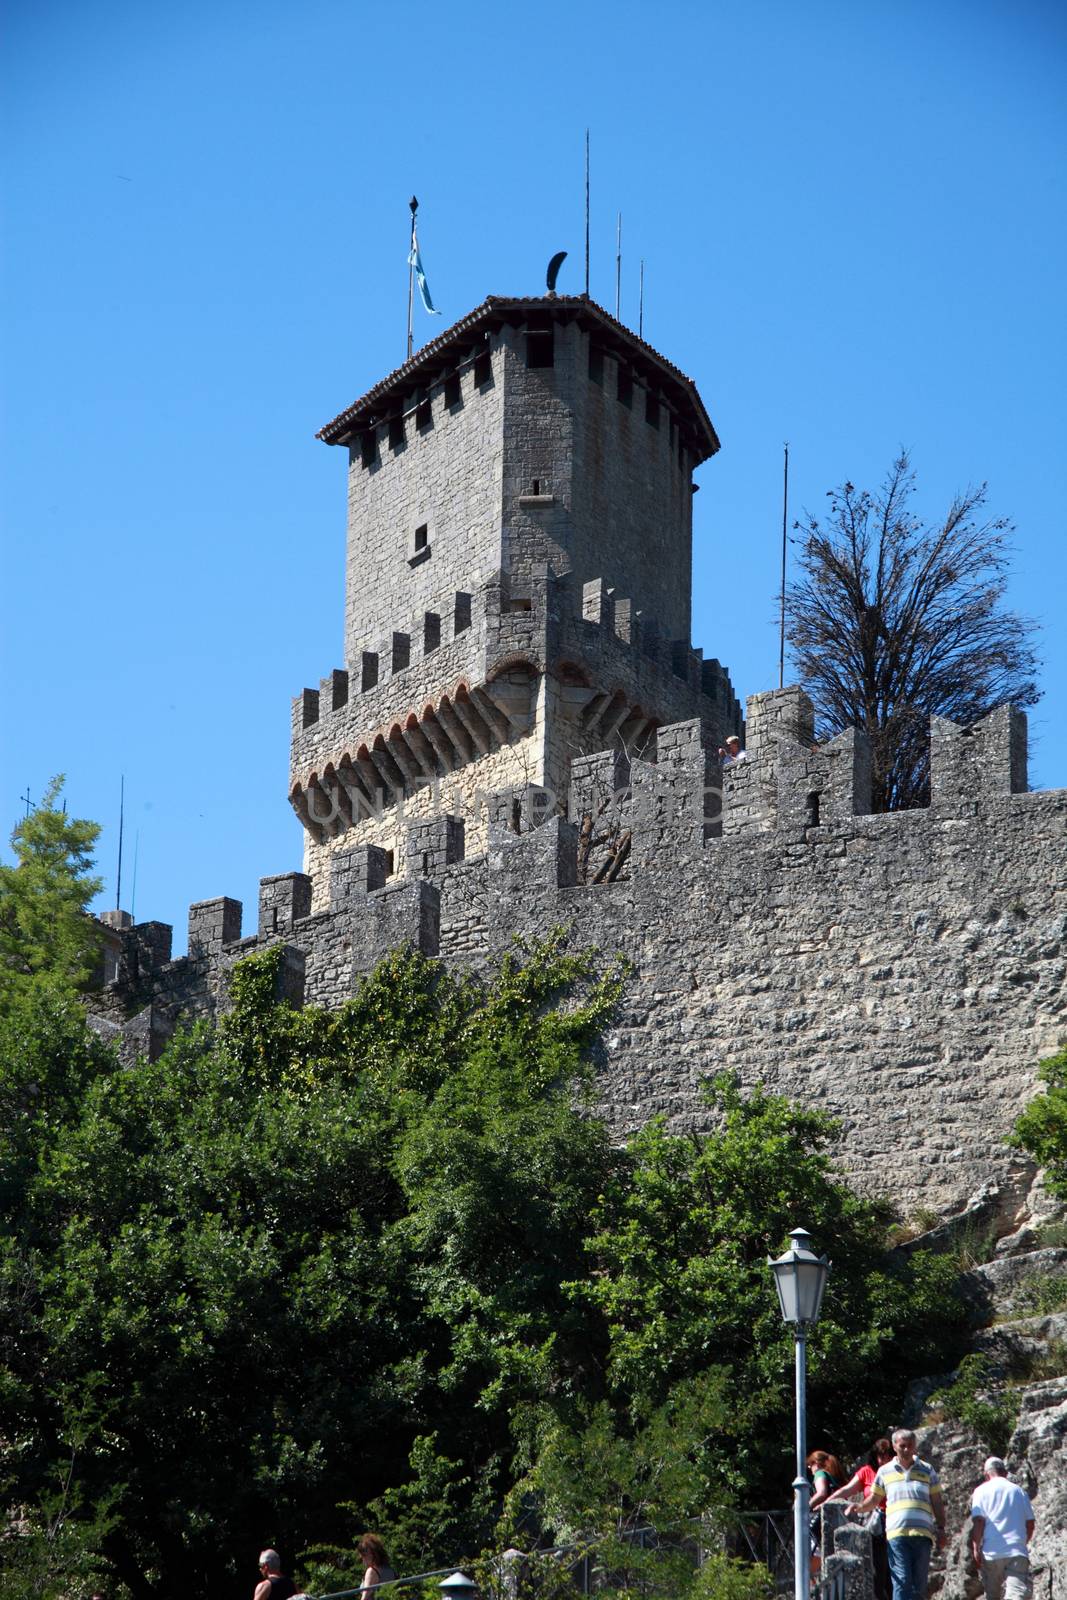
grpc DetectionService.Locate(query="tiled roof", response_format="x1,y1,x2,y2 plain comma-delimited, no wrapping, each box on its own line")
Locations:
316,295,720,460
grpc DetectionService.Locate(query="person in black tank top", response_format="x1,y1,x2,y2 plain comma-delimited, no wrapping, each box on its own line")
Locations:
254,1548,296,1600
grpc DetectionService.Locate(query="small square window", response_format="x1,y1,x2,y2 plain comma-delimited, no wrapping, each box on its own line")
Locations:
526,330,554,369
408,523,431,566
424,611,441,653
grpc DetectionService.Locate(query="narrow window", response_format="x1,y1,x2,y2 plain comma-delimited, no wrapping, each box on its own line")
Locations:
443,370,461,408
510,797,522,834
645,390,660,429
806,792,821,828
454,592,472,634
617,365,633,408
416,389,433,430
422,851,429,874
271,906,279,933
392,632,410,673
474,349,492,387
360,429,378,468
531,479,540,495
384,850,395,877
526,330,554,369
361,651,379,691
414,523,428,552
388,413,405,450
424,611,441,653
588,342,604,384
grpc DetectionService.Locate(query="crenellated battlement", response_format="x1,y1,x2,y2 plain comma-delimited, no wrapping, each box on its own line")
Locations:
288,567,742,861
90,688,1067,1213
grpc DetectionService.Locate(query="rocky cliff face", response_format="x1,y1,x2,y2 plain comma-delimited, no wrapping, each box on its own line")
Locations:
908,1175,1067,1599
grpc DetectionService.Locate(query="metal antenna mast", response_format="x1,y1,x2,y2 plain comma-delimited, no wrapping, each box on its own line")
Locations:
584,130,590,296
115,775,125,911
779,443,790,689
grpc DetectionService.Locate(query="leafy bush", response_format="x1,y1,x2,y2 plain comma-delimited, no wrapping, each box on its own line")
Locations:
928,1355,1019,1455
1010,1046,1067,1198
1011,1274,1067,1318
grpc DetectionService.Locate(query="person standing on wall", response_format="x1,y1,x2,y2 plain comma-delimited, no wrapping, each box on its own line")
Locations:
970,1457,1035,1600
851,1427,946,1600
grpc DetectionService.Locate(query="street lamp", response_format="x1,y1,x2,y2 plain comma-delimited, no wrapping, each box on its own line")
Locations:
438,1573,477,1600
768,1228,831,1600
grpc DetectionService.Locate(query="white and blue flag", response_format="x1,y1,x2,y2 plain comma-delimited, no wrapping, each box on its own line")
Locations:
408,221,441,316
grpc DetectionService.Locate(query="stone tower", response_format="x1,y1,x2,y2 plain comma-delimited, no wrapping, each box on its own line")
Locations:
290,295,742,908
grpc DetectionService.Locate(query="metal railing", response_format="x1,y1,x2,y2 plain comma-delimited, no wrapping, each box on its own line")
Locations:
301,1507,805,1599
812,1564,846,1600
305,1570,458,1600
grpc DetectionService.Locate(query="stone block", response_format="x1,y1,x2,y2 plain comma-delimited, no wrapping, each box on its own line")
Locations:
930,705,1028,817
258,872,313,938
351,879,440,974
330,845,391,910
188,897,242,959
405,814,465,879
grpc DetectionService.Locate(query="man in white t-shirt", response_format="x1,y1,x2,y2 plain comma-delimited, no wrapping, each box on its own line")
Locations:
970,1457,1035,1600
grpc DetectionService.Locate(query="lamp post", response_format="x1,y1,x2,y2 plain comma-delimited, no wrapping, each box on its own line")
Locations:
768,1228,831,1600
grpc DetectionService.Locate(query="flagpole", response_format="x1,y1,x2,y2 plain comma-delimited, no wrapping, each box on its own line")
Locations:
615,212,622,319
407,195,417,360
638,259,644,338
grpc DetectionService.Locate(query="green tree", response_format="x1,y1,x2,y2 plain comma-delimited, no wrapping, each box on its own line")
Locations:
1,912,973,1600
1010,1044,1067,1198
504,1374,732,1599
0,778,102,1008
785,454,1040,811
568,1076,967,1507
1,938,623,1598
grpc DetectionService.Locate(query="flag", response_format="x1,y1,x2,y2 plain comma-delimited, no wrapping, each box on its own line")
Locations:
408,220,441,316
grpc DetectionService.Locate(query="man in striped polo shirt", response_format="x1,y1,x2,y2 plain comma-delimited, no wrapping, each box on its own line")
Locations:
853,1428,946,1600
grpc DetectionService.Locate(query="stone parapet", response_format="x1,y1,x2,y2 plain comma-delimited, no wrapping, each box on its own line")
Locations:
86,700,1067,1216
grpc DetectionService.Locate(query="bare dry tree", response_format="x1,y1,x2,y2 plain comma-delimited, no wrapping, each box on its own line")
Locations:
785,452,1041,811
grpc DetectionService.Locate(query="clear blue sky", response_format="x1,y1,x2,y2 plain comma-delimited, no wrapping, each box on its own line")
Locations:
3,0,1065,949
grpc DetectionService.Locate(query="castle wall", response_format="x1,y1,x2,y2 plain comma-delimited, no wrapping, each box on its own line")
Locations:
343,343,505,659
499,320,695,641
98,694,1067,1219
569,327,694,643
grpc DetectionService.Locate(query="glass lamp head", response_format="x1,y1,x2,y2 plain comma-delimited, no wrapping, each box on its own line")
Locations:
768,1227,830,1327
